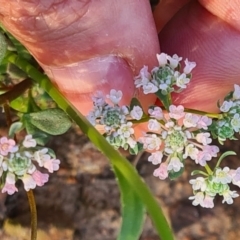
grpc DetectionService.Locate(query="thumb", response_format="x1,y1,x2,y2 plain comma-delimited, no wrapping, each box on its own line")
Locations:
0,0,160,114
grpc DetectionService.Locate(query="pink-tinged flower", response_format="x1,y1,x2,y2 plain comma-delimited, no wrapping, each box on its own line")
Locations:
32,170,49,187
232,167,240,182
196,133,212,145
153,162,168,180
2,183,18,195
169,105,185,120
183,144,199,160
23,135,37,148
183,59,196,74
130,106,143,120
197,116,212,130
156,53,168,67
201,195,214,208
183,113,200,128
21,174,36,191
195,151,212,166
92,91,105,107
0,137,18,156
43,159,60,173
148,151,163,165
202,145,219,158
148,107,163,120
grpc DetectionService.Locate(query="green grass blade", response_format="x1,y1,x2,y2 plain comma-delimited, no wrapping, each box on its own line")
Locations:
6,52,175,240
115,167,145,240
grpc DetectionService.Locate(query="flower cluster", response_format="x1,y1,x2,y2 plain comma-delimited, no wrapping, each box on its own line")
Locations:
189,166,240,208
87,90,141,153
0,135,60,194
209,84,240,144
87,53,240,208
134,53,196,95
139,105,218,180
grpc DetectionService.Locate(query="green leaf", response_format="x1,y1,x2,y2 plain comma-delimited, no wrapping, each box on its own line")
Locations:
23,108,72,135
7,52,175,240
9,121,23,138
215,151,236,168
155,90,172,110
168,167,184,180
115,168,145,240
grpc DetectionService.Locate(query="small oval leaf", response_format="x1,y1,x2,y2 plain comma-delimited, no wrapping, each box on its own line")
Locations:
23,108,72,135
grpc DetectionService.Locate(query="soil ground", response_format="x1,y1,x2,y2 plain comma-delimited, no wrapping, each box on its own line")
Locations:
0,120,240,240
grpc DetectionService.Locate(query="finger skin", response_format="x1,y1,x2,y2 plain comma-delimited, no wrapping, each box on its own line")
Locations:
0,0,160,114
159,1,240,113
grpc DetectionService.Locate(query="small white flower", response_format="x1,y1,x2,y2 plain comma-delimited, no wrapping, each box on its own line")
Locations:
167,54,182,69
23,135,37,148
176,73,190,89
87,111,97,125
139,134,162,151
196,132,212,145
189,192,204,206
127,137,137,148
183,59,196,74
220,100,233,112
214,167,232,184
143,82,158,94
33,148,51,167
159,83,169,91
130,106,143,120
156,53,168,67
117,122,134,138
169,105,185,120
233,84,240,100
107,89,123,104
183,113,200,128
6,172,16,184
148,151,163,165
167,156,183,172
134,66,151,88
189,177,207,191
222,190,239,204
231,113,240,132
183,144,199,160
148,107,163,120
148,119,161,131
21,174,37,191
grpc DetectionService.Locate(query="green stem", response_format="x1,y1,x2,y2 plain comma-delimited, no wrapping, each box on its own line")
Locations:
27,190,37,240
184,108,222,119
7,52,174,240
204,163,213,175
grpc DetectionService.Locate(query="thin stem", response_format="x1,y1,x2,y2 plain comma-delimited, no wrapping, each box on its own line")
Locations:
0,78,32,104
184,107,222,119
204,163,213,175
27,190,37,240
